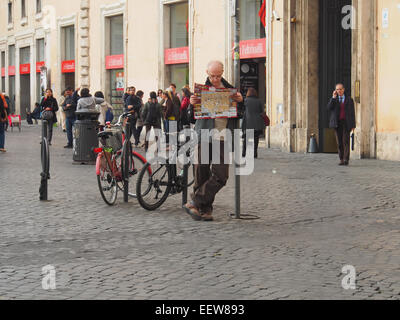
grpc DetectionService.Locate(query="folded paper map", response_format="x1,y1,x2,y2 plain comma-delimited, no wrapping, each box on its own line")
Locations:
194,83,238,120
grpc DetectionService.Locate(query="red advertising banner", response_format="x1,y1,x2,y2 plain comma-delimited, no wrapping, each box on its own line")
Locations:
240,38,266,59
62,60,75,73
36,61,45,73
20,64,31,75
106,54,124,70
8,66,16,76
1,68,5,77
165,47,189,65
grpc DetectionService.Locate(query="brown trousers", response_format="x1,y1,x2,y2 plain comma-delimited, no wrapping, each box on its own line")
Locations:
193,141,230,211
335,120,351,162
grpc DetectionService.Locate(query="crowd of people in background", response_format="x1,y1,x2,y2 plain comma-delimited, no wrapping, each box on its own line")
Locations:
1,81,267,163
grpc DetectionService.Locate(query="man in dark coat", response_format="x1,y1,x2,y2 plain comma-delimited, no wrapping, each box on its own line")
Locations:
62,87,77,148
327,83,356,166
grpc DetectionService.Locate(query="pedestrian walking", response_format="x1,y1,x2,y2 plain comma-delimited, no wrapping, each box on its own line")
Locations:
123,87,131,109
125,87,141,140
242,88,266,159
180,87,192,129
184,60,244,222
74,88,104,111
58,90,67,132
0,93,8,153
142,92,163,152
162,90,177,146
40,89,59,146
62,87,77,149
4,95,12,131
157,89,164,104
94,91,113,130
327,83,356,166
134,90,145,147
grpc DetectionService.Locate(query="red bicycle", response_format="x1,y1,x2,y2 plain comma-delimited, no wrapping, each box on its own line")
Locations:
95,113,151,206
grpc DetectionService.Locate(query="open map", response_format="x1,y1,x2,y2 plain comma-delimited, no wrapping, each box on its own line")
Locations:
194,83,238,119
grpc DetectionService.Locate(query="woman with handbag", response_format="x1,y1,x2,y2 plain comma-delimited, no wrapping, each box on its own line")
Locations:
40,89,59,146
242,88,266,159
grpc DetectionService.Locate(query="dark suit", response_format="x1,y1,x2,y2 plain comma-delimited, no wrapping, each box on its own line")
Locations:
327,96,356,162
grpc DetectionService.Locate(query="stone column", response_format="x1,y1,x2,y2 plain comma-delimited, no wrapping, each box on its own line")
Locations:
79,0,90,88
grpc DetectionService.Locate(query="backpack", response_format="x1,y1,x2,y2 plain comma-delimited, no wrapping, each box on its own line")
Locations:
145,102,158,125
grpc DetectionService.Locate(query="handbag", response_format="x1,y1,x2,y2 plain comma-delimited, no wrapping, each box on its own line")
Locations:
262,113,270,127
41,110,53,121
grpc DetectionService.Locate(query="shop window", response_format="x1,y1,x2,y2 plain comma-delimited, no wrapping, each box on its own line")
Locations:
36,0,42,14
8,1,13,24
20,47,30,65
110,15,124,56
170,64,189,94
37,39,45,62
8,45,15,66
21,0,26,18
63,26,75,61
170,2,188,48
239,0,266,41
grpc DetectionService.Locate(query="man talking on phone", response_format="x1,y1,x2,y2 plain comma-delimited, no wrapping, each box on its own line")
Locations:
327,83,356,166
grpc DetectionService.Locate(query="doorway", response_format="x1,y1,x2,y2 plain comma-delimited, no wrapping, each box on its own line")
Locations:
318,0,352,152
20,74,30,119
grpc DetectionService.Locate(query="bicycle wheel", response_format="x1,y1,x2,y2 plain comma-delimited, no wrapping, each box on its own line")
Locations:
97,160,118,206
136,159,172,211
127,152,148,198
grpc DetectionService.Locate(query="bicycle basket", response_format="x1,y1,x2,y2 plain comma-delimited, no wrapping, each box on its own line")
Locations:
99,128,123,152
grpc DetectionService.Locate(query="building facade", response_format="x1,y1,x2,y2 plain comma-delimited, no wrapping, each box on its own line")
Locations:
0,0,399,161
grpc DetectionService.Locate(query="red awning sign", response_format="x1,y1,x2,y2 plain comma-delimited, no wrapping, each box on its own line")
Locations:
8,66,16,76
240,39,266,59
36,61,45,73
106,55,124,70
20,64,31,75
165,47,189,65
62,60,75,73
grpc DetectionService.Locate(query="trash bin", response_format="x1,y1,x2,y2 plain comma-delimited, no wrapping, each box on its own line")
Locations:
73,110,100,163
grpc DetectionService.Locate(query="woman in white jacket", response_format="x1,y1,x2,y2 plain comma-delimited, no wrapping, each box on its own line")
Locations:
94,91,113,127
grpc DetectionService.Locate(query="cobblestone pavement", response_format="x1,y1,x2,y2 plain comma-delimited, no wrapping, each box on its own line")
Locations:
0,124,399,300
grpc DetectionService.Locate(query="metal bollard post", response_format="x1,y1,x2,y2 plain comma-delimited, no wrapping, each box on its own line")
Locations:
182,133,190,207
39,120,49,201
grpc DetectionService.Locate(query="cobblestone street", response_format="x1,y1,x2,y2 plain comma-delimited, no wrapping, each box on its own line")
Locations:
0,124,399,300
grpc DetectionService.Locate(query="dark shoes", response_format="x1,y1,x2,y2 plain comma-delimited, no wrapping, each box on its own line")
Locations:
339,161,349,166
184,202,214,222
64,145,73,149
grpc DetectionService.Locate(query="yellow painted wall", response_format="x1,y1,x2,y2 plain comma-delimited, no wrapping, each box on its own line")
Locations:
270,0,284,127
192,0,227,84
376,0,400,133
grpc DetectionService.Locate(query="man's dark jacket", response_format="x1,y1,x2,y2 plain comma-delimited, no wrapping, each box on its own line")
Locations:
327,96,356,130
62,95,77,119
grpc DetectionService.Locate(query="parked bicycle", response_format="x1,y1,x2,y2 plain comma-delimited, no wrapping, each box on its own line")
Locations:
95,112,149,206
136,132,195,211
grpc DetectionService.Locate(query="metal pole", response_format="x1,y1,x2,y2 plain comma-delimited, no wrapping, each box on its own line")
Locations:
182,134,190,207
233,0,241,219
40,120,48,201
